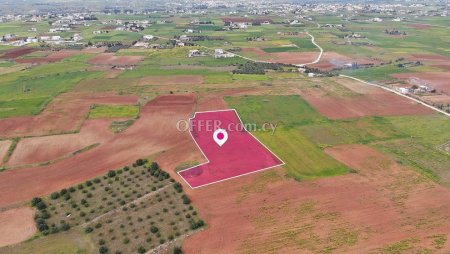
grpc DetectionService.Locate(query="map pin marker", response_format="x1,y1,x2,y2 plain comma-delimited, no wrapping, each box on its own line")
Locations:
213,129,228,147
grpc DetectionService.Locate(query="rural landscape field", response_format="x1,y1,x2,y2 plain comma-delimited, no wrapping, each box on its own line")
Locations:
0,0,449,253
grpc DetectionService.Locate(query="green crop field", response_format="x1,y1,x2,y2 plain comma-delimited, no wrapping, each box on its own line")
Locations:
0,71,102,118
88,105,139,119
226,95,349,179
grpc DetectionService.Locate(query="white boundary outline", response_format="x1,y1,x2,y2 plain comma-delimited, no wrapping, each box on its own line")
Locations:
177,109,285,189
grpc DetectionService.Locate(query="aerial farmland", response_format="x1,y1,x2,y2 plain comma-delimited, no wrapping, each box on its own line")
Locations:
0,0,449,253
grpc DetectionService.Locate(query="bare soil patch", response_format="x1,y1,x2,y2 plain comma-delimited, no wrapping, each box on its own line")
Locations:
7,119,116,167
298,79,433,119
81,47,106,53
15,50,78,64
0,92,138,138
176,144,450,253
406,54,450,71
0,47,36,59
0,207,36,248
0,94,196,207
138,75,204,85
88,53,144,65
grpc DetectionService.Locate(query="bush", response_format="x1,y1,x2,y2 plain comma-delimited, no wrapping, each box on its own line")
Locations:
31,197,42,206
150,226,159,233
37,222,49,232
135,159,147,166
99,246,108,254
173,247,183,254
107,170,116,178
181,195,191,205
36,202,47,210
149,162,159,171
50,192,60,199
60,223,70,231
137,247,146,254
85,227,93,233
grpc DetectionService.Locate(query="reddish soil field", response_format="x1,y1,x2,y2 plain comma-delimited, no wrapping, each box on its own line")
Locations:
0,47,36,59
104,69,123,78
173,144,450,253
0,92,138,139
0,207,35,248
88,53,144,65
0,140,12,165
298,79,433,119
7,119,116,167
14,50,79,64
179,110,283,188
406,54,450,71
422,94,450,104
138,75,204,85
392,72,450,94
82,47,106,54
0,94,196,207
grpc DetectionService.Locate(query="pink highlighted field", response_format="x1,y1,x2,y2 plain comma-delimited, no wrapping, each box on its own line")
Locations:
178,109,284,188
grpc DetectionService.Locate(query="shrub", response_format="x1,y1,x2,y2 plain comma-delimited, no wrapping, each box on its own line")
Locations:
37,222,49,232
181,195,191,204
99,246,108,254
149,162,159,171
60,223,70,231
50,192,60,199
150,226,159,233
31,197,42,207
137,247,146,254
107,170,116,178
36,202,47,210
174,247,183,254
135,159,147,166
85,227,93,233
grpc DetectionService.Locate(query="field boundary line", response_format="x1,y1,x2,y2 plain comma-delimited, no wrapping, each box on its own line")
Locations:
339,74,450,118
177,109,285,189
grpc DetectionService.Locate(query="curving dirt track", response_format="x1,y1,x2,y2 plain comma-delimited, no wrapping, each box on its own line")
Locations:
176,144,450,253
0,94,196,208
0,207,36,248
0,92,138,139
241,48,378,70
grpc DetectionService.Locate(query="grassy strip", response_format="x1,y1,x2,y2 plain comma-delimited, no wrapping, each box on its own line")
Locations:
2,137,20,164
